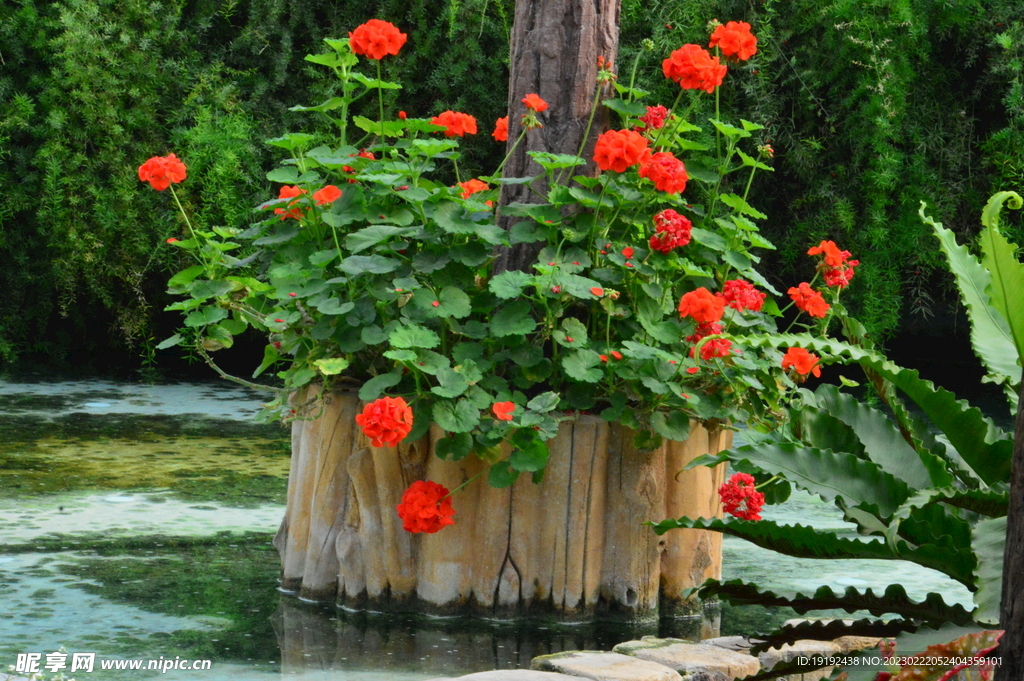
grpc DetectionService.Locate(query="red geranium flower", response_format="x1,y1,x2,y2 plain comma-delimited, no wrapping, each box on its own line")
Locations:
492,401,515,421
431,110,478,137
349,19,408,60
274,185,307,220
521,93,548,112
709,21,758,61
355,396,414,448
639,151,688,194
781,347,822,378
824,261,859,288
662,44,727,93
593,129,651,173
638,105,669,131
686,321,723,345
722,279,765,312
691,337,733,361
458,179,489,199
788,282,830,318
312,185,342,206
649,209,693,253
396,480,456,534
492,116,509,142
138,153,187,191
678,287,725,323
719,472,764,520
807,240,852,267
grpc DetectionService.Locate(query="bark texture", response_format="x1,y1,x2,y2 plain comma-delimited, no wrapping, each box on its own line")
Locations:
496,0,622,273
274,391,729,622
996,380,1024,680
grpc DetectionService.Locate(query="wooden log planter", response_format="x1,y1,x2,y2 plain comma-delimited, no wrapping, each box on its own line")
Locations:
273,390,730,622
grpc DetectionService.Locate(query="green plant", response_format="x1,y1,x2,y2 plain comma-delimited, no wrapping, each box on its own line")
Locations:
654,192,1023,639
155,20,855,503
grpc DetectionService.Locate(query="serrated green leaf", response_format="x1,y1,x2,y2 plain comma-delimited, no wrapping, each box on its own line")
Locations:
345,225,410,253
155,334,183,350
978,192,1024,371
431,366,470,398
971,516,1005,625
490,300,536,337
602,98,647,117
562,349,603,382
923,203,1020,402
389,323,441,349
432,399,480,433
184,306,229,328
651,411,691,441
553,317,588,348
338,254,400,275
527,151,586,170
314,358,350,375
719,193,767,219
489,270,533,299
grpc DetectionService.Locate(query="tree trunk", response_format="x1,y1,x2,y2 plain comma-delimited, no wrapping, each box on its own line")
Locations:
997,380,1024,679
495,0,621,273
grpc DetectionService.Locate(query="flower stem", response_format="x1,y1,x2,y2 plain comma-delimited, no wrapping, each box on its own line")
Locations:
376,61,386,145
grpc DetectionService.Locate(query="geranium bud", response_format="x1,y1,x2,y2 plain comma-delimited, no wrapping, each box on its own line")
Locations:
398,110,407,119
432,301,440,307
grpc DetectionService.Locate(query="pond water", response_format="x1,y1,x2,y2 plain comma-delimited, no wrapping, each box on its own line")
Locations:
0,377,975,680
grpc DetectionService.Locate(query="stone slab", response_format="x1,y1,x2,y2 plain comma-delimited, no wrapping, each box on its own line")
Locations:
532,650,681,681
424,671,584,681
612,637,760,681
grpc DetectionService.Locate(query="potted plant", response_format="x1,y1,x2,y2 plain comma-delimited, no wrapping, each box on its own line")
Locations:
147,18,855,621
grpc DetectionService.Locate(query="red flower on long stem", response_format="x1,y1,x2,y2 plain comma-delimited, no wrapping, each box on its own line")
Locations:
781,347,822,378
788,282,830,318
138,154,187,191
709,21,758,61
431,111,477,137
349,19,407,60
662,44,727,93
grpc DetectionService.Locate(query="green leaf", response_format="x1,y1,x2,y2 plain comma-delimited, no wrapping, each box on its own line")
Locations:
436,286,472,319
488,460,520,488
923,202,1020,400
745,334,1014,486
155,334,182,350
389,323,441,349
266,166,301,183
686,578,975,626
602,98,647,117
350,72,402,90
972,516,1005,625
710,119,751,139
490,300,537,337
527,151,586,170
253,344,280,378
651,411,691,441
314,358,350,375
553,317,588,348
431,366,470,398
265,132,316,151
509,432,549,472
435,433,473,461
312,298,354,315
358,372,402,400
979,192,1024,369
338,254,400,275
432,399,480,433
352,116,406,137
345,225,412,253
184,306,229,328
489,271,533,299
810,384,954,490
711,442,912,517
527,391,560,413
719,193,767,220
168,265,206,290
510,221,545,244
562,349,603,383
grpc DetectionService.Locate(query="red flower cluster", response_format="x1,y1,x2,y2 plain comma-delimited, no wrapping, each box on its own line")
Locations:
492,116,509,142
719,472,764,521
638,104,669,131
313,185,342,206
692,336,733,361
662,44,727,93
639,151,688,194
788,282,830,318
522,93,548,112
396,480,456,534
678,287,725,323
722,279,765,312
781,347,822,378
808,240,859,289
355,396,414,448
709,21,758,61
593,129,650,173
686,321,722,345
458,179,489,199
349,19,407,60
431,110,478,137
649,209,693,253
274,185,306,220
138,153,187,191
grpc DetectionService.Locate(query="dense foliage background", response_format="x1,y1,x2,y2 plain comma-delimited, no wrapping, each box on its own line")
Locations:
1,0,1021,372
